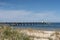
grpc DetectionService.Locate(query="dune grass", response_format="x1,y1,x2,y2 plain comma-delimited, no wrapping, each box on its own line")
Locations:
0,25,32,40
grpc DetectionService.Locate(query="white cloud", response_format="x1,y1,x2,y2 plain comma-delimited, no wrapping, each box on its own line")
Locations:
0,10,60,22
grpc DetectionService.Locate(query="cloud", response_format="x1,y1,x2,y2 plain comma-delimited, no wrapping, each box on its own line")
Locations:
0,10,60,22
0,2,8,6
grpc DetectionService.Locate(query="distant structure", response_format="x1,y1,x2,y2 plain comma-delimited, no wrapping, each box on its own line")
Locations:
0,22,47,26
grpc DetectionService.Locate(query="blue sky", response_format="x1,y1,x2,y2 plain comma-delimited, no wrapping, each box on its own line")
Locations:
0,0,60,22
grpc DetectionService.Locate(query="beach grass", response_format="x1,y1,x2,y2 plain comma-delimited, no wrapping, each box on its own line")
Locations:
0,25,32,40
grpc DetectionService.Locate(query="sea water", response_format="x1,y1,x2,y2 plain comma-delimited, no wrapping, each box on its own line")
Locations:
11,23,60,31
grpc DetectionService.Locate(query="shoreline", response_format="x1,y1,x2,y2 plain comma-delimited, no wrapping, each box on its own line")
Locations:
12,26,60,31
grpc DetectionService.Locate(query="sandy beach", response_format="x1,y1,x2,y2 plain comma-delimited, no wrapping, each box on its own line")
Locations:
16,28,60,40
0,25,60,40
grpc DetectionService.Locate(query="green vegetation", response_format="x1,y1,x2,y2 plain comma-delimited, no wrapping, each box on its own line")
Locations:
0,25,32,40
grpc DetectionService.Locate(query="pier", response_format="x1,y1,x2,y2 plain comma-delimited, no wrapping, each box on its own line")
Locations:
0,22,47,26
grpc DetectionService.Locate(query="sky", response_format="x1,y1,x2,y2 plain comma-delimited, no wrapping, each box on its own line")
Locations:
0,0,60,22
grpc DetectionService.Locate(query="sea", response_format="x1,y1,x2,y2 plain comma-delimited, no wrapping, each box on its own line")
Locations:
9,22,60,31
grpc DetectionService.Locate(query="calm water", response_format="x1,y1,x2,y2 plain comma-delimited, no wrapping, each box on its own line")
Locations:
11,23,60,30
